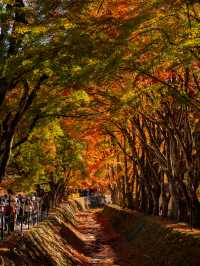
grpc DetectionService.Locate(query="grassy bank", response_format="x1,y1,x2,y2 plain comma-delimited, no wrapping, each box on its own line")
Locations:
0,199,84,266
102,205,200,266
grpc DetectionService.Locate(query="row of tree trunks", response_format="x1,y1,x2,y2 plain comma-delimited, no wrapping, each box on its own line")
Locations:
106,99,200,227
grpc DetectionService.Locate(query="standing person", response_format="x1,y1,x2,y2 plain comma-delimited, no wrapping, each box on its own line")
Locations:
35,196,41,223
9,199,16,232
1,198,6,230
27,198,33,225
0,198,4,232
23,199,30,225
17,195,24,227
3,199,13,232
35,184,45,198
31,195,38,225
15,198,21,225
3,195,8,204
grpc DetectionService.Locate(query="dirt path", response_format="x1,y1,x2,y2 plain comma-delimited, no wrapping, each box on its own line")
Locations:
0,207,136,266
68,209,134,266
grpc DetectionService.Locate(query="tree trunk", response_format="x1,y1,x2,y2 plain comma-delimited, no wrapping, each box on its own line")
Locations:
146,188,153,214
191,194,200,227
134,172,140,210
168,182,180,220
152,186,161,216
140,183,147,212
161,192,169,217
0,133,14,179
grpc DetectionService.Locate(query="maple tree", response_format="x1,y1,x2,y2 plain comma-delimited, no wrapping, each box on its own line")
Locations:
86,0,200,225
0,0,200,226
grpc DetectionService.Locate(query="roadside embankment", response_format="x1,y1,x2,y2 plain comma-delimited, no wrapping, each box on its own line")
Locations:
102,205,200,266
0,199,84,266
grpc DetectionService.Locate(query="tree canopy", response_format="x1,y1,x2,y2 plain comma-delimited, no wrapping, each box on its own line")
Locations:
0,0,200,225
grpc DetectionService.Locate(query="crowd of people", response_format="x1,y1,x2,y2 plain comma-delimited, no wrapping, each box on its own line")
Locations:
77,188,107,207
0,188,49,237
0,186,108,239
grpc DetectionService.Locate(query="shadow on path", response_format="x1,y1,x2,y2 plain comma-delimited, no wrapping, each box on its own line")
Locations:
0,204,143,266
70,209,141,266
